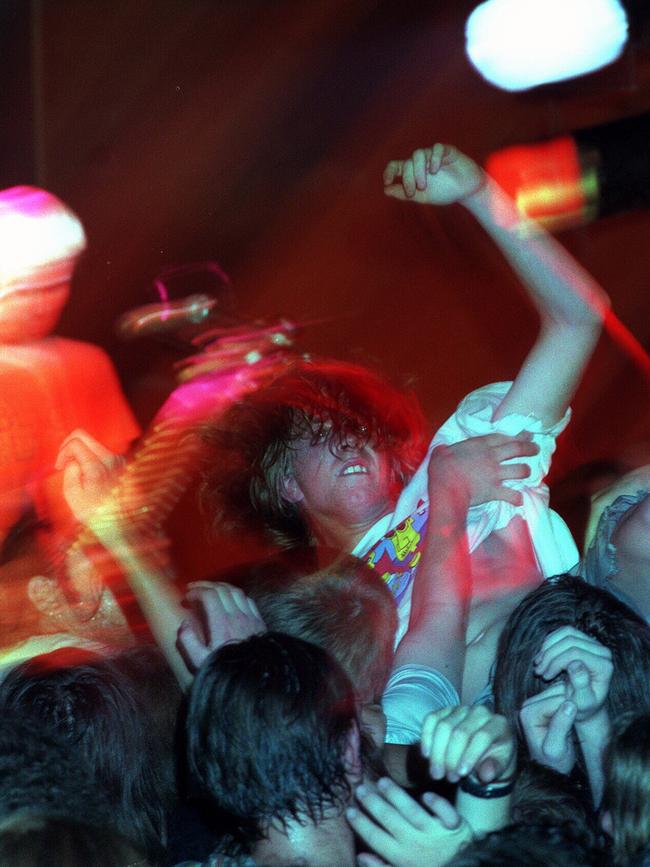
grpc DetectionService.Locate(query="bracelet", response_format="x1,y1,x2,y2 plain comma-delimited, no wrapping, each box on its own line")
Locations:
459,774,515,799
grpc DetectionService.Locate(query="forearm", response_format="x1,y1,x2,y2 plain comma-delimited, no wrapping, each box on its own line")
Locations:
462,177,609,329
575,710,611,807
395,478,470,688
96,532,191,690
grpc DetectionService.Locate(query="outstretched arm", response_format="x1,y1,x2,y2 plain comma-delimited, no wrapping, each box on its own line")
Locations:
384,143,610,427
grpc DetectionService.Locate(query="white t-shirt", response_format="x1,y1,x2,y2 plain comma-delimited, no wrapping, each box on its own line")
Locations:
353,382,579,647
355,382,580,744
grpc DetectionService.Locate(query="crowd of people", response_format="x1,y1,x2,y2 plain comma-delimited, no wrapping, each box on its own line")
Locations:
0,142,648,866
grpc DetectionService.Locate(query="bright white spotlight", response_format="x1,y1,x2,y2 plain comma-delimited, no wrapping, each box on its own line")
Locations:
465,0,629,91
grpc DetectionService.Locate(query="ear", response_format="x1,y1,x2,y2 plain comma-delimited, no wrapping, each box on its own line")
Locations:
280,473,304,505
343,720,362,781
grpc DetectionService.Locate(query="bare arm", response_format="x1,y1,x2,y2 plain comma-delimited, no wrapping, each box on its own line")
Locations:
384,143,611,427
393,434,538,686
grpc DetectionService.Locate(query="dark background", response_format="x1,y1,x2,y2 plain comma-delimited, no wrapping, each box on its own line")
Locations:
5,0,650,576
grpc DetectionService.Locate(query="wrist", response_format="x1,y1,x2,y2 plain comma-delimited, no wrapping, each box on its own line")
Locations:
459,772,515,799
456,170,489,206
575,707,611,741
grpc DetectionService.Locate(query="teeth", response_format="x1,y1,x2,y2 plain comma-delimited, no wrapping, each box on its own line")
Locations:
342,465,368,475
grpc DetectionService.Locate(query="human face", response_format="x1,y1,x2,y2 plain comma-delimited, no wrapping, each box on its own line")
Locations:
283,428,396,542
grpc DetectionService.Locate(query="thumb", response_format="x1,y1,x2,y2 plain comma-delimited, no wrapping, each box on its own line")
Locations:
544,701,576,758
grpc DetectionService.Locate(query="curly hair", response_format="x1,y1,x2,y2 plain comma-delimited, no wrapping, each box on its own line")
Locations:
200,357,429,548
494,575,650,755
186,632,360,854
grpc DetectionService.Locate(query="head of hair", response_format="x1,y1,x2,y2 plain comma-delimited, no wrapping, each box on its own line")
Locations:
494,574,650,749
602,712,650,865
446,821,607,867
252,555,396,703
200,357,428,548
511,761,599,847
186,631,360,853
0,646,175,861
0,708,113,829
0,811,149,867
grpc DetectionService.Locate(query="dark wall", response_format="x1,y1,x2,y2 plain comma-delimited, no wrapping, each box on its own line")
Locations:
22,0,650,575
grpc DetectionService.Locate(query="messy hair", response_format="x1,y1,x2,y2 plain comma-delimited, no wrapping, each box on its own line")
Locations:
200,358,429,548
494,575,650,756
186,632,360,854
253,555,397,703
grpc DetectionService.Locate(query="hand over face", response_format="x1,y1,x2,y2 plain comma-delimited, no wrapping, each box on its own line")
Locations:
421,704,516,784
383,144,484,205
428,433,539,508
348,777,471,867
534,626,613,723
519,681,577,774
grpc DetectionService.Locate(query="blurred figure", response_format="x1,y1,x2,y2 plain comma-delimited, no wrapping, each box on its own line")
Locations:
0,646,179,862
0,186,139,657
583,464,650,623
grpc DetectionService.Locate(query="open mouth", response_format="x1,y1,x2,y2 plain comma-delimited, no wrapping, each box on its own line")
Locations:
340,463,369,477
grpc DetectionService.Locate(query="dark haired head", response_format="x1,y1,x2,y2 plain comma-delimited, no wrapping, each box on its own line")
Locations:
186,631,360,854
200,358,428,547
602,712,650,865
0,811,149,867
446,821,608,866
494,575,650,750
0,646,178,861
0,709,113,828
512,761,599,847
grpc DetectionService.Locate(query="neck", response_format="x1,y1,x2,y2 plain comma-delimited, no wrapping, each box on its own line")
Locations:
309,506,393,554
253,811,355,867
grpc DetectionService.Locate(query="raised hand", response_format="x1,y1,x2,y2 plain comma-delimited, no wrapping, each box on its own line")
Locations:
533,626,613,723
383,143,485,205
519,682,577,774
421,704,516,784
428,433,539,508
56,428,125,528
348,777,472,867
177,581,267,673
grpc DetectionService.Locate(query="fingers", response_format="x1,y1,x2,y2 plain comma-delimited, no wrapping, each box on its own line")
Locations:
429,142,447,174
519,683,576,773
412,148,429,192
534,629,612,682
421,706,514,783
357,854,390,867
383,159,403,187
543,700,577,759
176,617,210,672
184,582,267,651
490,486,524,508
56,429,121,473
357,778,436,833
421,791,461,830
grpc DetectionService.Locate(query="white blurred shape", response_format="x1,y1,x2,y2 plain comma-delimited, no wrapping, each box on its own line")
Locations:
465,0,629,91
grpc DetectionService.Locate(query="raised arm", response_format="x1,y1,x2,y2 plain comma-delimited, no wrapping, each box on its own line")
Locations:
384,143,610,427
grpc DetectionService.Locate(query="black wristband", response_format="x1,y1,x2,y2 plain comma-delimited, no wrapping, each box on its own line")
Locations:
459,774,515,799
